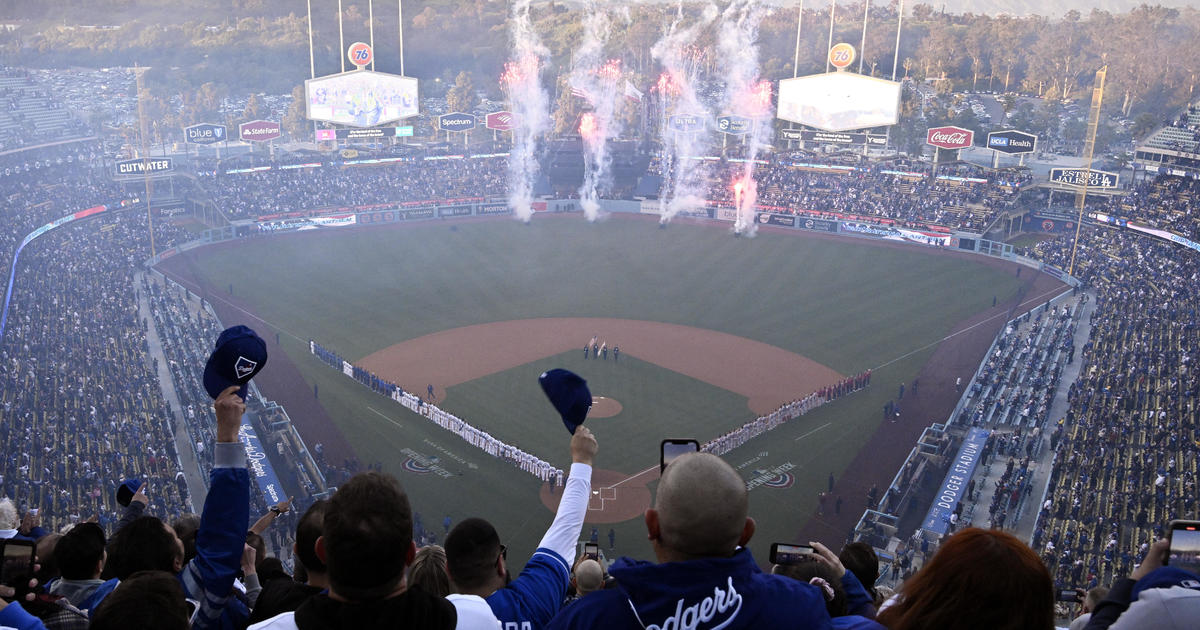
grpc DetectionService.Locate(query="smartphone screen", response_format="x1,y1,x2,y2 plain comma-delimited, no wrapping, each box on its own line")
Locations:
1168,521,1200,576
1057,588,1082,603
0,540,35,587
769,542,815,565
584,542,599,559
661,439,700,472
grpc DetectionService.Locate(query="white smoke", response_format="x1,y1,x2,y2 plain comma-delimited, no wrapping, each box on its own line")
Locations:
504,0,551,223
716,0,769,236
651,3,718,225
568,1,624,222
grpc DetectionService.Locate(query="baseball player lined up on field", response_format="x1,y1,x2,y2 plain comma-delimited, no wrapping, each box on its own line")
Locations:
701,371,870,456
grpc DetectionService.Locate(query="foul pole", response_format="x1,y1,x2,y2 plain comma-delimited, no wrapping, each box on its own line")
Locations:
1068,65,1107,276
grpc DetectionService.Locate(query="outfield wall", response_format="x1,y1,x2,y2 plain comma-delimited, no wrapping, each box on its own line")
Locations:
145,197,1077,288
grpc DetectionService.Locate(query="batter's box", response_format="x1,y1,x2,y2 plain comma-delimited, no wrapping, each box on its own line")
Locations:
587,492,606,511
599,487,617,500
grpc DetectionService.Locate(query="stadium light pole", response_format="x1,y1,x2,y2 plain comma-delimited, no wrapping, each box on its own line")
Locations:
793,0,804,79
398,0,405,76
338,0,346,73
858,0,869,75
891,0,903,81
826,0,836,73
368,0,375,71
134,65,156,259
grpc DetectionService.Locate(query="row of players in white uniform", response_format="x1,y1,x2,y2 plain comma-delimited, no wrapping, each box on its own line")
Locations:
391,388,566,485
384,370,836,481
702,390,827,456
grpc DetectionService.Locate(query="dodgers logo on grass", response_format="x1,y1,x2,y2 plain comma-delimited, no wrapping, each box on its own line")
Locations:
403,458,435,475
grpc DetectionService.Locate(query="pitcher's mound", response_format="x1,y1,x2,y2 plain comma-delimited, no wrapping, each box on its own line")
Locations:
590,396,622,418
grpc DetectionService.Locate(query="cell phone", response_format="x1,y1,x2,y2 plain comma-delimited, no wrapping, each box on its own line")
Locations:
584,542,599,560
1056,588,1082,603
0,539,35,589
769,542,815,565
1167,520,1200,576
660,439,700,473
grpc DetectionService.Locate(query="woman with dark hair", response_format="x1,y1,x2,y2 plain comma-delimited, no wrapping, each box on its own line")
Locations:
877,527,1054,630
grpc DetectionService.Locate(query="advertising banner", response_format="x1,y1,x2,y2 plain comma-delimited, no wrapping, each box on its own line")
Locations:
239,120,281,142
115,158,174,177
357,210,398,224
486,111,518,131
716,115,752,135
438,205,472,217
184,123,227,145
757,212,796,227
238,421,287,505
640,200,662,215
439,112,477,132
668,114,707,134
1048,168,1119,189
783,129,886,145
401,208,436,220
922,427,990,535
716,207,738,221
986,129,1037,155
334,126,414,139
477,202,510,215
926,126,974,150
796,217,839,232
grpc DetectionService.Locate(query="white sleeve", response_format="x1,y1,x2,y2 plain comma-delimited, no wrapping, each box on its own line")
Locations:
537,462,592,561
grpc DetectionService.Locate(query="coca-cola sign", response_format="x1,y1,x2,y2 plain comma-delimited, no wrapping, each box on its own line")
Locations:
926,126,975,150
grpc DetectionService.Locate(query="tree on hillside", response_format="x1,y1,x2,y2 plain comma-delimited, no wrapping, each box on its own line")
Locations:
242,92,262,121
282,85,307,139
446,71,479,114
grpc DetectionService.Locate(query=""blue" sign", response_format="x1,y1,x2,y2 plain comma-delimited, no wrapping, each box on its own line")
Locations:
184,123,227,145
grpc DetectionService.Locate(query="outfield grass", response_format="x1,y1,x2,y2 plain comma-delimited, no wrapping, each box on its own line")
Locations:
180,216,1024,563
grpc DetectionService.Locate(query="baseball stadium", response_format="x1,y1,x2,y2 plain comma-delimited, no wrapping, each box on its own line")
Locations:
1,1,1199,629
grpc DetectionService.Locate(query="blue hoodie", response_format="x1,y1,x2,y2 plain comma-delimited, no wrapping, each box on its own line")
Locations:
547,548,834,630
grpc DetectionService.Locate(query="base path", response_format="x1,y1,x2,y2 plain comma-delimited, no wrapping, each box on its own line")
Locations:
358,317,844,416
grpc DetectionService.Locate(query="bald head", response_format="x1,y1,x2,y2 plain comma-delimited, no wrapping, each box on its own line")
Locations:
651,453,751,559
574,559,604,596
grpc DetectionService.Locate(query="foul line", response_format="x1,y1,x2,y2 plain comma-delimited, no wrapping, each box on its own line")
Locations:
367,406,403,428
607,465,659,490
794,422,832,441
871,284,1071,372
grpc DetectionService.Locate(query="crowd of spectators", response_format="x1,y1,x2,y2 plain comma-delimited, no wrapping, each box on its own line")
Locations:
204,157,508,219
1024,208,1200,596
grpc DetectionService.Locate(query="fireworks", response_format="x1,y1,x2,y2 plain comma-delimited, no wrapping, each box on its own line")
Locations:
579,112,599,140
597,59,622,82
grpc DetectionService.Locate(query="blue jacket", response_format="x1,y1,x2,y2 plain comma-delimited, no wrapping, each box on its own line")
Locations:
547,548,834,630
89,442,249,630
0,602,47,630
181,442,251,630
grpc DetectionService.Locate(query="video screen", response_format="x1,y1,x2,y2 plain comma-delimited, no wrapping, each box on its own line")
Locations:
777,73,901,132
306,70,419,128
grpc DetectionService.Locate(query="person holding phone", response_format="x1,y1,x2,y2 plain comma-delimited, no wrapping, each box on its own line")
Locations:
1081,532,1200,630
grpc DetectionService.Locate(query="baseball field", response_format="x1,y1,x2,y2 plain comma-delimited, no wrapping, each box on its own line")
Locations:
159,213,1065,567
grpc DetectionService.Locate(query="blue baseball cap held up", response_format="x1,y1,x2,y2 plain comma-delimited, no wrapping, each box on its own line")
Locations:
539,368,592,434
203,325,268,400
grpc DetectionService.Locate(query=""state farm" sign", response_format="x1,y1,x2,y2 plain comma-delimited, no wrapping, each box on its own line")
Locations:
239,120,282,142
926,125,975,150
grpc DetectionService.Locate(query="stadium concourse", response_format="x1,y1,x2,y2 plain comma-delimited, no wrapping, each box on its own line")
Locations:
0,87,1199,630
